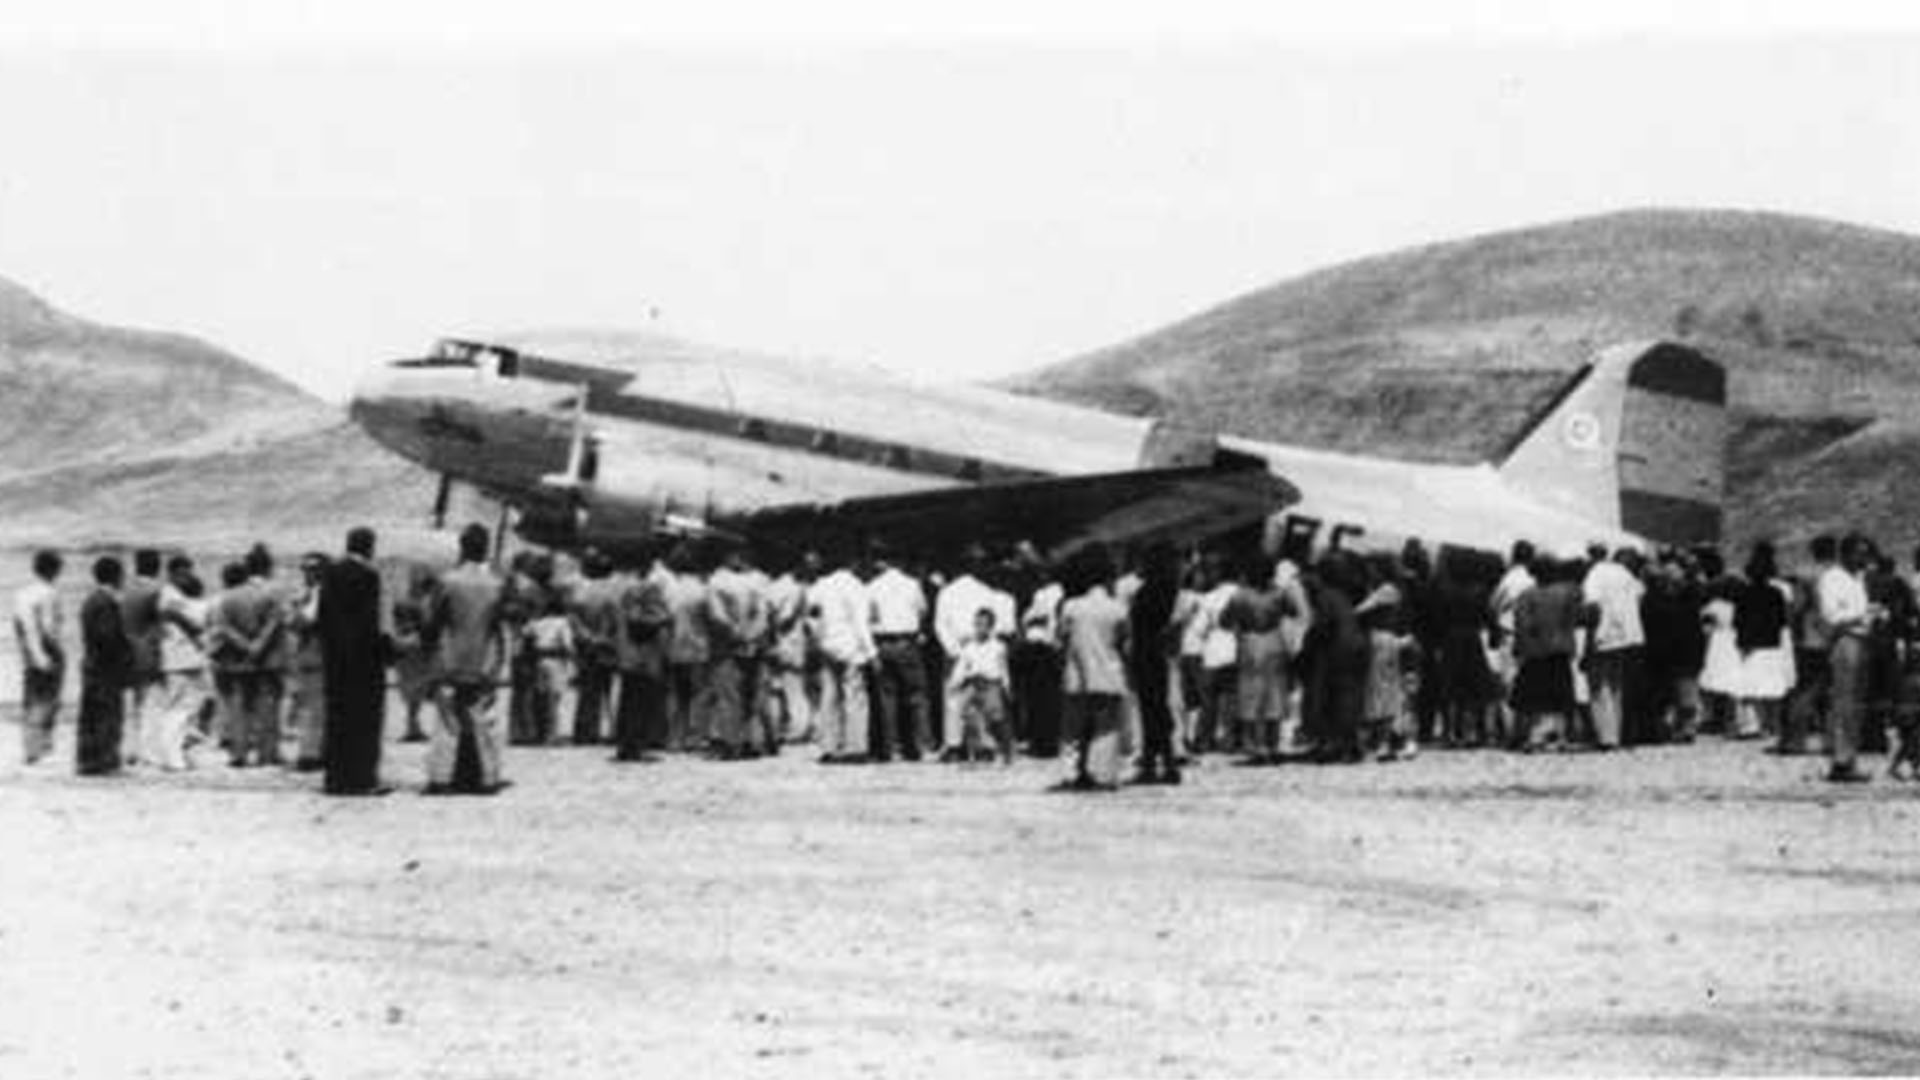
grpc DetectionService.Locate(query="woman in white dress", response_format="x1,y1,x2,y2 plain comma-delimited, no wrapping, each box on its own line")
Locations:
1732,542,1796,739
1697,550,1743,733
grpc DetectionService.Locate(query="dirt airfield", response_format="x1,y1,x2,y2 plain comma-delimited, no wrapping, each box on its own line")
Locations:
3,718,1920,1079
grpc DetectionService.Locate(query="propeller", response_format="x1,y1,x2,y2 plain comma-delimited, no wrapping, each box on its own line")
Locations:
562,386,589,482
542,384,594,493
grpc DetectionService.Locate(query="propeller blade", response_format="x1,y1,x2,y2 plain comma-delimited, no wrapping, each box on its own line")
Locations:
563,384,589,483
432,473,453,529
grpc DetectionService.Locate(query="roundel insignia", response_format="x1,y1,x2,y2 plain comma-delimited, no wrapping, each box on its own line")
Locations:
1564,411,1603,451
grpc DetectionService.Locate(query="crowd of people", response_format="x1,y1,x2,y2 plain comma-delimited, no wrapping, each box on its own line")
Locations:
10,521,1920,796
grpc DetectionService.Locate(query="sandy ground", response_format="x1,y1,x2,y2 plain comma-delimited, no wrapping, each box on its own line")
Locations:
3,718,1920,1079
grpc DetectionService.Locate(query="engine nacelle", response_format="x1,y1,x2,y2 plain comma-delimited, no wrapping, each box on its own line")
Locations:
513,484,716,559
515,499,588,550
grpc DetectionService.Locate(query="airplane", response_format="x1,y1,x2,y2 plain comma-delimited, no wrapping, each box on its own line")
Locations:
348,329,1724,567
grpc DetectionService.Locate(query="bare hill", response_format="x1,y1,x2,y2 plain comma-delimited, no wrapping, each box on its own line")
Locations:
1015,208,1920,547
0,278,453,555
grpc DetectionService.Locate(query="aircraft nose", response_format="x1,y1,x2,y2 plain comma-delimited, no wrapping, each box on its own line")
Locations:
349,362,431,462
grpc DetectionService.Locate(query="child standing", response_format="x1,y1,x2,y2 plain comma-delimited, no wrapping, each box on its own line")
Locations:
948,608,1012,764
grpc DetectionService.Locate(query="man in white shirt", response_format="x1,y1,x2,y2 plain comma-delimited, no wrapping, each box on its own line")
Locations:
1489,540,1538,737
808,553,877,762
1195,566,1240,753
285,553,329,771
149,556,211,771
1818,534,1876,782
867,546,932,760
11,549,65,765
933,548,1016,755
1583,547,1646,750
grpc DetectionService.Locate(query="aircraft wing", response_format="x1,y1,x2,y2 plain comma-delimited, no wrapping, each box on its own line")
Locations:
737,458,1299,561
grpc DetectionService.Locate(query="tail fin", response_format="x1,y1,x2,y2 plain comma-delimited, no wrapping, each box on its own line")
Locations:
1496,341,1726,546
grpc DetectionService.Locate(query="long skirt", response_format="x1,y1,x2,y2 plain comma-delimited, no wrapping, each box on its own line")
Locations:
1512,655,1576,715
1736,644,1796,701
1438,627,1497,709
1699,601,1741,697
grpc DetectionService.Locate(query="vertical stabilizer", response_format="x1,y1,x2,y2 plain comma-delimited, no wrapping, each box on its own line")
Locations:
1496,341,1726,546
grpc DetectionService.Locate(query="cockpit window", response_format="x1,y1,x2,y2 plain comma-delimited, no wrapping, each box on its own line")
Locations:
393,339,523,376
394,339,485,368
435,339,482,363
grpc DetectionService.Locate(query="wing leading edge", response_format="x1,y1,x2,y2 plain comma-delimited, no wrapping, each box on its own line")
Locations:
736,458,1299,562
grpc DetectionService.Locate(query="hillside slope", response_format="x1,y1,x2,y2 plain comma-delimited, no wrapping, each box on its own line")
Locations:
0,278,452,554
1016,208,1920,546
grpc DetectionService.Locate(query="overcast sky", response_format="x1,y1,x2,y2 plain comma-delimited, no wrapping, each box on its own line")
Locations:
2,2,1919,400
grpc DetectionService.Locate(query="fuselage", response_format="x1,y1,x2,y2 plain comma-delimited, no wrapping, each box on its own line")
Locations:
350,330,1639,558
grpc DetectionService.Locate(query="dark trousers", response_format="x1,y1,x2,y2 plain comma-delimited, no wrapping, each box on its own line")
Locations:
1013,642,1063,756
508,651,541,745
1133,657,1176,772
666,661,706,750
614,669,668,760
1199,666,1236,752
1783,647,1829,752
77,670,125,775
1830,636,1868,771
872,638,931,760
574,660,615,744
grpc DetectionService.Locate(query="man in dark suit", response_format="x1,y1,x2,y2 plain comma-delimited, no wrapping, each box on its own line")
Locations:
78,556,132,776
119,548,164,767
320,527,390,796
